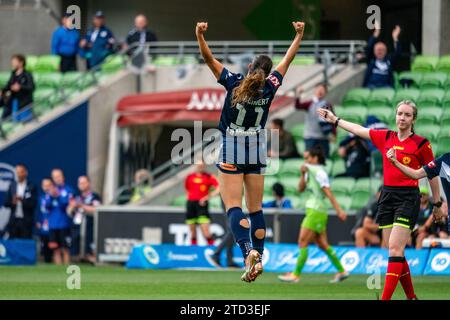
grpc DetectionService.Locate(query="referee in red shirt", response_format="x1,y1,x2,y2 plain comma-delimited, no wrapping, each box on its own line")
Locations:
318,100,442,300
185,161,220,245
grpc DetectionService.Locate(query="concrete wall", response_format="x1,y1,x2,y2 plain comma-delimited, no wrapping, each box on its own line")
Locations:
0,0,62,70
422,0,450,56
88,71,138,195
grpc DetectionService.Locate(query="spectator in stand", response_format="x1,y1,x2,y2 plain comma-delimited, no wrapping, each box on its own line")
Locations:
0,54,35,121
44,180,72,265
262,183,293,209
363,23,401,89
184,161,220,245
268,118,300,160
80,11,116,70
129,169,152,203
337,135,371,179
67,176,101,263
294,83,336,158
413,188,449,249
4,164,38,239
353,188,382,248
124,14,157,55
51,14,81,72
36,178,53,263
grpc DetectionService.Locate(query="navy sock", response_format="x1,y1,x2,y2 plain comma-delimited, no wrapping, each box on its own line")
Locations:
227,207,252,258
249,210,266,255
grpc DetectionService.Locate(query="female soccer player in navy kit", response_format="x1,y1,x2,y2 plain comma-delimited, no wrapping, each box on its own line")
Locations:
196,21,305,282
318,101,442,300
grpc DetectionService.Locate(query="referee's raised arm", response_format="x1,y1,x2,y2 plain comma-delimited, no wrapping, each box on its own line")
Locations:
317,108,370,140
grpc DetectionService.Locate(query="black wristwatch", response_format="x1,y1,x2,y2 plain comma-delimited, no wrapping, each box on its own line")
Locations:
334,118,341,128
433,200,443,209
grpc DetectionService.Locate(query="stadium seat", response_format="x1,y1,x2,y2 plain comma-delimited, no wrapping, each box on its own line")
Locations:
436,136,450,156
417,89,445,107
342,88,371,107
279,158,303,177
283,177,300,196
62,72,96,91
337,106,368,123
290,196,303,210
442,91,450,108
0,72,10,88
33,88,61,108
419,72,448,89
351,190,371,210
330,177,356,196
290,123,304,142
291,56,316,65
208,196,223,209
101,55,125,73
398,71,423,88
438,124,450,138
353,178,371,192
414,125,440,141
418,107,442,124
333,105,344,115
263,176,278,195
411,55,439,72
152,55,179,66
367,106,393,123
296,140,305,156
331,159,346,177
367,88,395,107
327,194,351,210
324,159,334,175
35,72,62,88
393,88,421,105
265,158,282,176
436,56,450,74
171,195,187,207
371,151,383,178
370,178,382,193
26,55,38,72
34,55,61,73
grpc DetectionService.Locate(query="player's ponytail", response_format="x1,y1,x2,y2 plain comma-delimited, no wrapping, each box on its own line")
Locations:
232,55,273,106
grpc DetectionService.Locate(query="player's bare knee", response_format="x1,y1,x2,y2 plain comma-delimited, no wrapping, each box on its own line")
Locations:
239,218,250,229
255,229,265,239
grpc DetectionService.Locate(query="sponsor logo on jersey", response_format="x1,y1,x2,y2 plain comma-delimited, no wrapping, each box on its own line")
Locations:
427,161,436,169
393,146,404,151
267,74,281,88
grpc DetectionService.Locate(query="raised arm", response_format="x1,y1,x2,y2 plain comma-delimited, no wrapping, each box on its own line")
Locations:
386,148,427,180
195,22,224,80
275,22,305,77
317,108,371,140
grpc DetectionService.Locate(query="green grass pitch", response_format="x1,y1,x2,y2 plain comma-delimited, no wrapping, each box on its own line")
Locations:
1,264,450,300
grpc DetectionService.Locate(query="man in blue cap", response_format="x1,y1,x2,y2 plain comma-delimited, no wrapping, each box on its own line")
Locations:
80,11,116,70
51,14,80,72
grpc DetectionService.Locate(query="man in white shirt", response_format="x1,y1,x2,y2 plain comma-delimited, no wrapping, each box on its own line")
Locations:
4,164,38,239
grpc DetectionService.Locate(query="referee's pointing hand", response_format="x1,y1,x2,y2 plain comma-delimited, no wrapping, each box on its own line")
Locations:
317,108,337,124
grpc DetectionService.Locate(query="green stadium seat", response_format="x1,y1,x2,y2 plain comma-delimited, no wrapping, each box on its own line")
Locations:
353,178,371,192
330,177,356,196
291,56,316,65
338,106,368,123
331,159,346,177
326,194,351,211
442,91,450,108
35,72,62,88
26,55,38,72
371,151,383,177
370,178,383,193
298,191,313,209
417,89,445,107
411,56,439,72
367,88,395,107
415,125,440,141
436,136,450,156
0,72,10,88
324,159,334,175
398,71,423,88
61,72,96,90
367,106,393,124
419,107,442,123
34,55,61,73
420,72,448,89
333,105,344,115
265,158,282,176
279,158,303,177
290,196,303,210
290,123,304,141
438,124,450,138
296,140,305,156
283,177,300,196
171,195,187,207
342,88,371,107
436,56,450,74
101,55,125,73
208,196,223,209
393,88,421,105
152,55,179,66
33,88,62,108
351,190,371,210
179,55,198,65
263,176,278,195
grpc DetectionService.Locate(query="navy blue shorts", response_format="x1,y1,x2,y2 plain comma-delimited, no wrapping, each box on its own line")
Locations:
217,130,267,175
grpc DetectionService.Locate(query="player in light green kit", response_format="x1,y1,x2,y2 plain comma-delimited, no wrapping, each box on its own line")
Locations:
278,146,350,283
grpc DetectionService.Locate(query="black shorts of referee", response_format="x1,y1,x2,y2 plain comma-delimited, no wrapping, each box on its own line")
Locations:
376,186,420,230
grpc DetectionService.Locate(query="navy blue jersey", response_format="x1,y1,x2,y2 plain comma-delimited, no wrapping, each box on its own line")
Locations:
423,153,450,210
217,67,283,134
